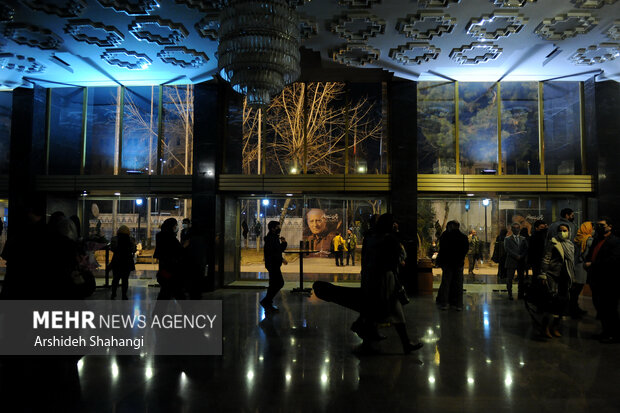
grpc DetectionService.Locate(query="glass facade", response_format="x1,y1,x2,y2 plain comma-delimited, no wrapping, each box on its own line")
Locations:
229,81,387,176
239,195,386,280
543,82,582,175
122,86,159,174
162,85,193,175
500,82,540,175
459,82,499,174
417,195,584,260
85,87,119,175
417,81,456,174
0,92,11,175
49,87,84,175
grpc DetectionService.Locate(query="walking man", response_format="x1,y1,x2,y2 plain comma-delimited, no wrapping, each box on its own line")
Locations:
261,221,288,313
436,220,469,311
504,222,529,300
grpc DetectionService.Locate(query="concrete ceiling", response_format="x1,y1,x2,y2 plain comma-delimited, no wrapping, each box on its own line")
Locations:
1,0,619,90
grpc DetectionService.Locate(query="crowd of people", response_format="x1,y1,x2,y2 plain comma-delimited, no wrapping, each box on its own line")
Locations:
434,208,620,344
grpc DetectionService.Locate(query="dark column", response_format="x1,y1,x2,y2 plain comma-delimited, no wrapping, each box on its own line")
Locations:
389,79,418,293
389,79,417,235
594,81,620,226
7,86,47,236
192,81,225,291
583,77,598,221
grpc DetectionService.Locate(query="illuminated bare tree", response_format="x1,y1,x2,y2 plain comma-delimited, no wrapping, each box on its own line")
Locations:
121,85,193,175
242,82,382,175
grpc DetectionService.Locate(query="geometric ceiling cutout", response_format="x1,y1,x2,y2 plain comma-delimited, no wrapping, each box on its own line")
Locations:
491,0,536,7
101,48,153,69
195,13,219,40
396,11,456,40
96,0,160,16
20,0,87,18
450,42,503,64
331,12,385,42
299,14,318,40
4,23,63,50
569,42,620,64
65,19,124,48
535,12,599,41
466,11,528,40
174,0,222,12
338,0,381,8
607,20,620,41
389,42,441,65
418,0,461,8
571,0,618,8
0,52,46,73
157,46,209,68
332,43,380,66
0,4,15,23
128,17,189,45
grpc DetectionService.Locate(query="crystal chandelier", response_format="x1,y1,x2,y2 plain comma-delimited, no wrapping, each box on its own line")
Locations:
218,0,301,106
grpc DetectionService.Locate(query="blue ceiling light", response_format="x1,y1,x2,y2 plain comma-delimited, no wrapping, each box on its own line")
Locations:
97,0,160,16
65,19,125,48
101,48,153,69
262,199,270,206
158,46,209,68
128,17,189,45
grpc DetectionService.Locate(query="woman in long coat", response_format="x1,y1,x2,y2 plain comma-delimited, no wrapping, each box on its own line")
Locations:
539,223,575,338
110,225,136,300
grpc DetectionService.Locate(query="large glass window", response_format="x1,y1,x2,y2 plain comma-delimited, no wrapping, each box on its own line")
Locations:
162,85,193,175
543,82,582,174
347,82,386,174
459,82,498,174
232,81,386,175
122,86,158,174
417,81,456,174
49,88,84,175
239,195,386,281
85,87,119,175
0,92,11,175
500,82,540,175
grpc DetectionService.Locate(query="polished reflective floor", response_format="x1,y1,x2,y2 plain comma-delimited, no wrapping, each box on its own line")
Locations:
1,282,619,413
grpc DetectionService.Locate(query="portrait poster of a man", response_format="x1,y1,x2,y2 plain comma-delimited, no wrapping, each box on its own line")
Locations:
304,208,341,257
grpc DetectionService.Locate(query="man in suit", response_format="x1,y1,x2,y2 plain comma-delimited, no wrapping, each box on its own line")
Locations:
504,222,529,300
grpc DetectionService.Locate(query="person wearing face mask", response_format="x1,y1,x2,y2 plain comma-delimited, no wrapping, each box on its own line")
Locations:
548,208,578,241
539,223,574,338
154,217,185,301
261,220,288,313
584,217,620,343
180,218,191,247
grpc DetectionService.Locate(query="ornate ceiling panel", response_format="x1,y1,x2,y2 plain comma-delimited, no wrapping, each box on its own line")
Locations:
101,48,153,69
492,0,536,7
97,0,160,16
195,13,219,40
450,42,503,64
65,19,125,48
466,11,528,40
20,0,87,18
157,46,209,68
572,0,618,8
535,12,599,40
418,0,461,8
338,0,381,9
396,11,456,40
607,20,620,40
389,42,441,65
569,42,620,64
0,53,46,73
0,0,619,88
332,43,380,66
128,17,189,45
4,23,63,50
331,12,385,42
